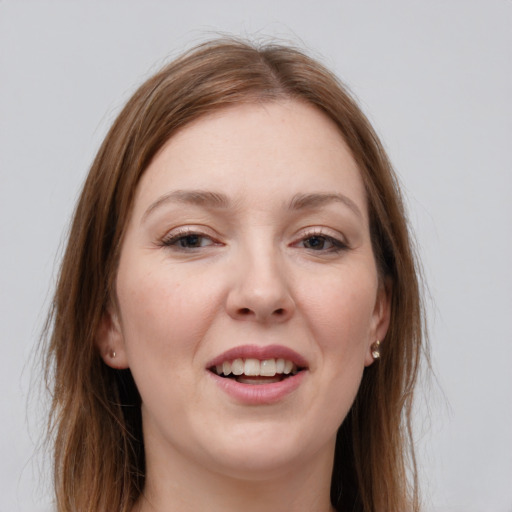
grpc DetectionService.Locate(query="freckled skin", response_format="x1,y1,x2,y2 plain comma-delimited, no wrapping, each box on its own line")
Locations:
99,101,390,511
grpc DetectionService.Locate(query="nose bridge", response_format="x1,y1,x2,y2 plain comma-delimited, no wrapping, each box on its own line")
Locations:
226,233,294,322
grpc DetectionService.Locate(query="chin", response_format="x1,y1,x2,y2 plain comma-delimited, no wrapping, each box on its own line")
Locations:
206,446,307,481
193,420,335,481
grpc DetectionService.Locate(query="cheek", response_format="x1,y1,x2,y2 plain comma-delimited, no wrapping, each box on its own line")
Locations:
302,270,377,427
116,260,219,370
298,266,378,356
114,263,222,426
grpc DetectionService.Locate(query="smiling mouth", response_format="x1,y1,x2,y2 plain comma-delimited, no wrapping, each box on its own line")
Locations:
209,358,304,384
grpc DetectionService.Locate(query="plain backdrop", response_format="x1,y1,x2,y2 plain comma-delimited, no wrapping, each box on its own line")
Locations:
1,1,511,511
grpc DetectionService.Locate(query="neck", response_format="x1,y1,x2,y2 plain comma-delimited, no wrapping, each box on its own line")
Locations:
134,436,336,512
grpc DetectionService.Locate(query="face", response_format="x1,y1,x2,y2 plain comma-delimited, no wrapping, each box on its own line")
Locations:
99,101,390,481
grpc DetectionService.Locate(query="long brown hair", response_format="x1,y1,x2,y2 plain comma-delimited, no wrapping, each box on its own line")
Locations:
44,38,426,512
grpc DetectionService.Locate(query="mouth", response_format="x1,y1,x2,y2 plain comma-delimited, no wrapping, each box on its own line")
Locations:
209,357,303,384
206,344,308,387
206,345,308,404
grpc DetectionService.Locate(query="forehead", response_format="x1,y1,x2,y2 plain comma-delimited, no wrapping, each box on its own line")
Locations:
133,100,367,218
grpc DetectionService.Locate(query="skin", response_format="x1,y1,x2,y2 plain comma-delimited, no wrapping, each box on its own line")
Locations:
98,100,390,512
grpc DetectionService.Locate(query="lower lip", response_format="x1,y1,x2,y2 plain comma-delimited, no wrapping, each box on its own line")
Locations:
207,371,306,405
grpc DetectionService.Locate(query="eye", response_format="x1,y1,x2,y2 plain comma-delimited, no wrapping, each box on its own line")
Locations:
295,232,348,253
161,230,216,250
303,235,332,250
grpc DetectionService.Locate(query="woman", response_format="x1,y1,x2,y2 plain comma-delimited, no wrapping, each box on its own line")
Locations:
44,38,425,512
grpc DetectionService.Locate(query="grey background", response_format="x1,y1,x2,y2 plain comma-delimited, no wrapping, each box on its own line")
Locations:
1,1,511,511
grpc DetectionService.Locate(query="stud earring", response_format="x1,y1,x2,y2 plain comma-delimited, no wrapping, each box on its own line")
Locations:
371,340,381,360
110,350,116,359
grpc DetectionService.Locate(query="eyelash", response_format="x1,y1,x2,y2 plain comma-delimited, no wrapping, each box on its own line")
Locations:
160,228,218,250
160,228,348,254
295,230,348,253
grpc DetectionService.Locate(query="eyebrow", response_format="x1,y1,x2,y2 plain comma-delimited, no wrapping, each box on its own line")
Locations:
142,190,231,222
288,193,363,219
142,189,363,222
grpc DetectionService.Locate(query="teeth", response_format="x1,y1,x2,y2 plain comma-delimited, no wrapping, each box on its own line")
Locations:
222,361,232,376
260,359,276,376
231,358,244,376
244,358,260,376
212,357,300,377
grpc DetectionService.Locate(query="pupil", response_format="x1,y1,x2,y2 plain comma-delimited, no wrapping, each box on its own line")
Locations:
181,235,200,247
306,236,324,249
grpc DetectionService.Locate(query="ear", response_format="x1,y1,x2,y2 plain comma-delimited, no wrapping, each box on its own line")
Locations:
364,279,392,367
95,306,129,369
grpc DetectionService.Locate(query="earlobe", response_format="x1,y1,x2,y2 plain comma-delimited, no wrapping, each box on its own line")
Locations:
95,307,129,369
365,280,392,367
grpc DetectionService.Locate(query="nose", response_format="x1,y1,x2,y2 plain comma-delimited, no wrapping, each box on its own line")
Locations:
225,247,295,324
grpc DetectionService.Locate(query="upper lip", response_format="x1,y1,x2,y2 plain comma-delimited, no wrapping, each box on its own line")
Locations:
206,344,309,369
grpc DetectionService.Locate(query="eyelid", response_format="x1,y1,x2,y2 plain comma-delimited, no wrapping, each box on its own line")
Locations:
291,227,349,252
298,226,347,243
159,225,222,249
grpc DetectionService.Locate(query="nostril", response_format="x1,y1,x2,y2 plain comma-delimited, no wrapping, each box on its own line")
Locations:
239,308,251,316
274,308,285,315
